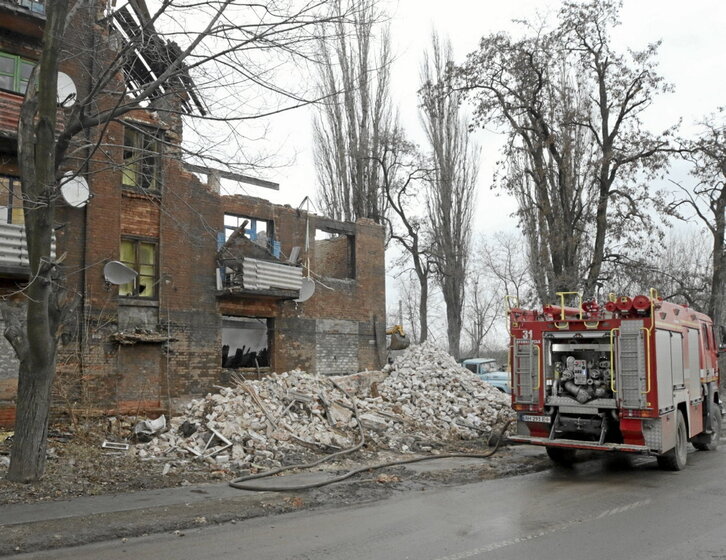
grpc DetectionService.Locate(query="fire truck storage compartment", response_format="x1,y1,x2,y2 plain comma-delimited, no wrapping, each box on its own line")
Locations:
544,331,616,407
655,329,679,411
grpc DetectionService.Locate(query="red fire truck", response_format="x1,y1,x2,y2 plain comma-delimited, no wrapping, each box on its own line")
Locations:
507,291,722,470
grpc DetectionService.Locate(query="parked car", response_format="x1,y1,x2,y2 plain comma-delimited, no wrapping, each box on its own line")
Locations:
461,358,499,375
477,370,511,394
461,358,511,394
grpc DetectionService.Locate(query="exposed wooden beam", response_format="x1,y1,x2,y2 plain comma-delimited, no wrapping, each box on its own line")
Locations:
184,163,279,191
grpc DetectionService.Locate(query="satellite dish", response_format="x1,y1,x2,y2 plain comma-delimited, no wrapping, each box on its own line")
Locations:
60,173,90,208
104,261,138,285
57,72,77,107
294,277,316,303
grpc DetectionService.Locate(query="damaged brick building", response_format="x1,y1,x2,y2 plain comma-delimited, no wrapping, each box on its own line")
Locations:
0,0,386,425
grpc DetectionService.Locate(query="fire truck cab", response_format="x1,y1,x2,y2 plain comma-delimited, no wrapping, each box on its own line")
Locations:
508,291,722,470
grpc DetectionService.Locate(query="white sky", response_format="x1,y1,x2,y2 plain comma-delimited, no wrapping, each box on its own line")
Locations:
204,0,725,344
239,0,726,236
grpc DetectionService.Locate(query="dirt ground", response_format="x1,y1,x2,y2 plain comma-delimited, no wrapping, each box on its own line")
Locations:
0,419,549,506
0,420,233,505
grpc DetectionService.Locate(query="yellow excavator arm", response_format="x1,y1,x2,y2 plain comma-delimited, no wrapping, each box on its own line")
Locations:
386,325,410,350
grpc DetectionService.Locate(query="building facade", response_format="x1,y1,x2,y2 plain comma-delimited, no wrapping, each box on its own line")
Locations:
0,1,386,425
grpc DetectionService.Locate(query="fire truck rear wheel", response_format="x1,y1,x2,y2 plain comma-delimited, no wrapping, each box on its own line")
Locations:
657,410,688,471
546,447,576,467
692,406,722,451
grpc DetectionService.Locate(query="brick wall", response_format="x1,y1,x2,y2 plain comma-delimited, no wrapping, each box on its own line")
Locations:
0,2,387,426
313,235,353,279
315,319,358,375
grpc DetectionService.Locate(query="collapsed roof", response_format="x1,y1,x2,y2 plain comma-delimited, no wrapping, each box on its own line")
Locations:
108,0,206,115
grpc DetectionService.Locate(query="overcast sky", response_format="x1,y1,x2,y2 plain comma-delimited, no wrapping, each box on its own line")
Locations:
235,0,725,237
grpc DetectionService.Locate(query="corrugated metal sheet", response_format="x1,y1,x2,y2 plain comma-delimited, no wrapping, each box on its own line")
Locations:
0,222,55,268
0,90,65,138
242,257,302,291
0,91,21,136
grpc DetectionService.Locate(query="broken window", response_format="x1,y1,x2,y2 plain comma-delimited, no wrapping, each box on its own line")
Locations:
119,238,158,298
0,51,34,94
122,126,161,192
313,229,355,279
221,316,270,368
13,1,45,15
223,213,279,257
0,175,24,224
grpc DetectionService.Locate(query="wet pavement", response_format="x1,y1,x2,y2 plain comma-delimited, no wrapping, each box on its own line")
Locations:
9,443,726,559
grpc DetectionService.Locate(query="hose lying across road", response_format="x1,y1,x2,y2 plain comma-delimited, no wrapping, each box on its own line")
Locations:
229,378,514,492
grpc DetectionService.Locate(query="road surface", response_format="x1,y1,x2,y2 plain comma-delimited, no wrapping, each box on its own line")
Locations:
19,445,726,560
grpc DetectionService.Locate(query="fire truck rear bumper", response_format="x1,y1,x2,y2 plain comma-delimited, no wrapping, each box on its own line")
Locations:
509,435,652,454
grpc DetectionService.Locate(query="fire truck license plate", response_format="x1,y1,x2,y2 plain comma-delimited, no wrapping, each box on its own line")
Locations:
520,414,551,423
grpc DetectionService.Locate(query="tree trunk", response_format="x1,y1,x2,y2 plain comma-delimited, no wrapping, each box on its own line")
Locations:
418,273,428,343
8,1,68,483
708,191,726,328
444,286,462,360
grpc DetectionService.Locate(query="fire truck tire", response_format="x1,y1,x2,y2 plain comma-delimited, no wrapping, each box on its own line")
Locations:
546,446,576,466
692,407,722,451
657,410,687,471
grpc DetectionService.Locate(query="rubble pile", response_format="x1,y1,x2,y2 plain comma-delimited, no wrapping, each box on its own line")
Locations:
378,342,513,439
143,343,514,470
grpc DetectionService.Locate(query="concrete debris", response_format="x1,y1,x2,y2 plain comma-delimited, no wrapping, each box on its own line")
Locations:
133,415,167,443
143,343,515,470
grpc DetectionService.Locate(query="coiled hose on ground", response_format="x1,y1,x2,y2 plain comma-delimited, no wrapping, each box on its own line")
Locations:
229,379,513,492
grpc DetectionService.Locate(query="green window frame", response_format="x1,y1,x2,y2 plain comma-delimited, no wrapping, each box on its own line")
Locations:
119,238,158,298
122,126,161,192
0,52,34,94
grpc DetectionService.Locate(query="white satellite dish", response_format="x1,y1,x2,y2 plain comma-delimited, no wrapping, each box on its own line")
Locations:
104,261,138,285
57,72,77,107
60,173,90,208
294,277,316,303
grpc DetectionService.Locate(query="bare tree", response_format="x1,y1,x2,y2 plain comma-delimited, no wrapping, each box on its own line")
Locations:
479,231,537,308
420,33,478,360
9,0,361,482
376,125,433,342
394,270,422,343
462,271,500,359
603,230,712,308
313,0,393,224
457,0,672,302
666,112,726,327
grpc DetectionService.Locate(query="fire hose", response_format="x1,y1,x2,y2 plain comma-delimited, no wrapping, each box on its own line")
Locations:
228,379,514,492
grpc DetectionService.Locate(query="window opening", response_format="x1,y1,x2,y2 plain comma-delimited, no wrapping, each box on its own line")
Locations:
119,238,158,298
221,316,270,368
0,176,24,224
122,126,161,192
223,213,279,257
13,1,45,14
0,52,34,94
313,228,355,279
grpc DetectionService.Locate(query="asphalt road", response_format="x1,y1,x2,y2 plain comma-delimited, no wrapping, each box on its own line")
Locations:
20,444,726,560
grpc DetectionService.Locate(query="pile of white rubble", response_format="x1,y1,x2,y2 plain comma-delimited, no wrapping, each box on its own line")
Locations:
142,343,514,470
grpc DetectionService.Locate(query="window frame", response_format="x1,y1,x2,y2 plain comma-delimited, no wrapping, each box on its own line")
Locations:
119,237,159,299
122,125,162,194
0,175,24,224
0,52,34,94
223,213,278,256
